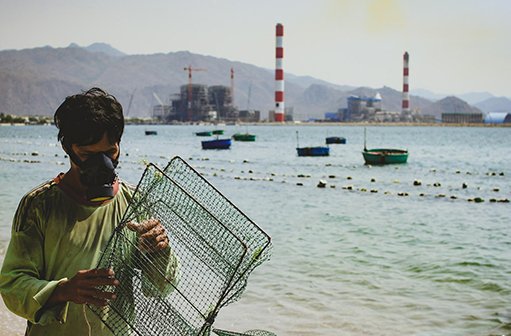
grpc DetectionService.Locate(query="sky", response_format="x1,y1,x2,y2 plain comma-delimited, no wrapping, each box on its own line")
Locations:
1,0,510,97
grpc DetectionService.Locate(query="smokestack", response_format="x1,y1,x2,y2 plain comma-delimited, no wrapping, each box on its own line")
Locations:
275,23,285,122
402,51,410,114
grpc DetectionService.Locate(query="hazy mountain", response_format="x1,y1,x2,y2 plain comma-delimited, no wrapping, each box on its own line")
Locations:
412,89,497,105
421,96,483,119
69,43,127,57
0,43,490,120
0,45,356,119
456,92,494,105
285,74,356,91
411,88,446,101
474,96,511,113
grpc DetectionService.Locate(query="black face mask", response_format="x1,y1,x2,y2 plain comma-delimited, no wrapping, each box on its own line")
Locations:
68,150,119,202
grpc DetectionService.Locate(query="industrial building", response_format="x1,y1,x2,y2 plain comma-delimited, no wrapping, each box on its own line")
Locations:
337,94,388,122
152,83,259,123
442,112,484,124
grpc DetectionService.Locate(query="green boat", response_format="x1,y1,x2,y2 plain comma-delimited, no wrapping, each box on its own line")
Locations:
212,130,224,135
232,133,256,141
362,148,408,165
195,131,212,136
362,127,408,165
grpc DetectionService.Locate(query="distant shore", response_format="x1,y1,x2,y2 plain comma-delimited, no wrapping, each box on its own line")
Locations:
1,121,510,128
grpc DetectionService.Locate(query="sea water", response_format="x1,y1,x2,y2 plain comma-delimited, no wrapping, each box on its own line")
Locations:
0,124,509,336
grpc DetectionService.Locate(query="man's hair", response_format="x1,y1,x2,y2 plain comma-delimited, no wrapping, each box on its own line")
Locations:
54,87,124,148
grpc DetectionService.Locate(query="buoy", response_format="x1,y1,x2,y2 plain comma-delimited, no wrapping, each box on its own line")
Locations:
492,188,499,192
329,175,336,179
317,180,327,188
347,176,352,180
474,197,484,203
413,180,422,186
462,183,468,189
433,182,441,187
370,189,378,193
370,178,376,182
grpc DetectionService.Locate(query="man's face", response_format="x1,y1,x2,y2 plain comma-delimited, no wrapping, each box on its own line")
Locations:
70,132,120,165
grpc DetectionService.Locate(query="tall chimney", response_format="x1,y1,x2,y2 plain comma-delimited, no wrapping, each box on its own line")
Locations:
275,23,285,122
402,51,410,114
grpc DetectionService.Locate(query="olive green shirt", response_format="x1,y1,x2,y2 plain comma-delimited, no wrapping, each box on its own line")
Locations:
0,177,177,335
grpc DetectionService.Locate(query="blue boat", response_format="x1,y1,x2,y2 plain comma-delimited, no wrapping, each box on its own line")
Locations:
296,131,329,157
326,136,346,144
201,138,232,150
296,146,330,157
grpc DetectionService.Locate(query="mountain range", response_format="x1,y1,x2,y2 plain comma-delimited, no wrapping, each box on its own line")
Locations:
1,43,510,120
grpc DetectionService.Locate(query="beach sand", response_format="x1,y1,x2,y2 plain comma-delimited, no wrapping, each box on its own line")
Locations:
0,297,25,335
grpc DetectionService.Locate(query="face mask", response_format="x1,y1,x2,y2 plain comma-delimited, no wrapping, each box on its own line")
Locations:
69,150,119,202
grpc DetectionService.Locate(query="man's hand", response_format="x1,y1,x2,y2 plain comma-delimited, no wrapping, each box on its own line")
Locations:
48,268,119,307
127,218,169,253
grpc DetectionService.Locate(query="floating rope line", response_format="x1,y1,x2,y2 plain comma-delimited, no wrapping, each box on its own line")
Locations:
88,156,273,335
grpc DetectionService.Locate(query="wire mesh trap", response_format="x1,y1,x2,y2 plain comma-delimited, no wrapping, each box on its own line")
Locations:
88,156,273,335
213,329,277,336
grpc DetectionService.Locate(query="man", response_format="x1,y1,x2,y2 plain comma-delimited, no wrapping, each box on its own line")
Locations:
0,88,178,335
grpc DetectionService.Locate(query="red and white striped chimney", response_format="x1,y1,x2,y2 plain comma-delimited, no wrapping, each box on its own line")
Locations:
275,23,285,122
402,51,410,114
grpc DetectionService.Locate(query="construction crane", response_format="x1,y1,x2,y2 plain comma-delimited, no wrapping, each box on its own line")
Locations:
125,89,136,117
230,67,234,106
183,65,207,121
152,92,164,106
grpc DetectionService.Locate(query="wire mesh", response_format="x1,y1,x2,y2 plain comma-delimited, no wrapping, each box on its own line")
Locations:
88,157,273,335
162,157,272,306
213,329,277,336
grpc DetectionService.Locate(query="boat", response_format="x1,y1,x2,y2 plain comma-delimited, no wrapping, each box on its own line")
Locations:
296,131,329,157
212,130,224,135
325,136,346,144
145,130,157,135
362,128,408,164
297,147,330,157
195,131,212,136
362,148,408,165
232,133,256,142
201,138,232,150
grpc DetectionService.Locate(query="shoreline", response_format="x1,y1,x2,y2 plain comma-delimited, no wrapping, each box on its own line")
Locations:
1,121,510,128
